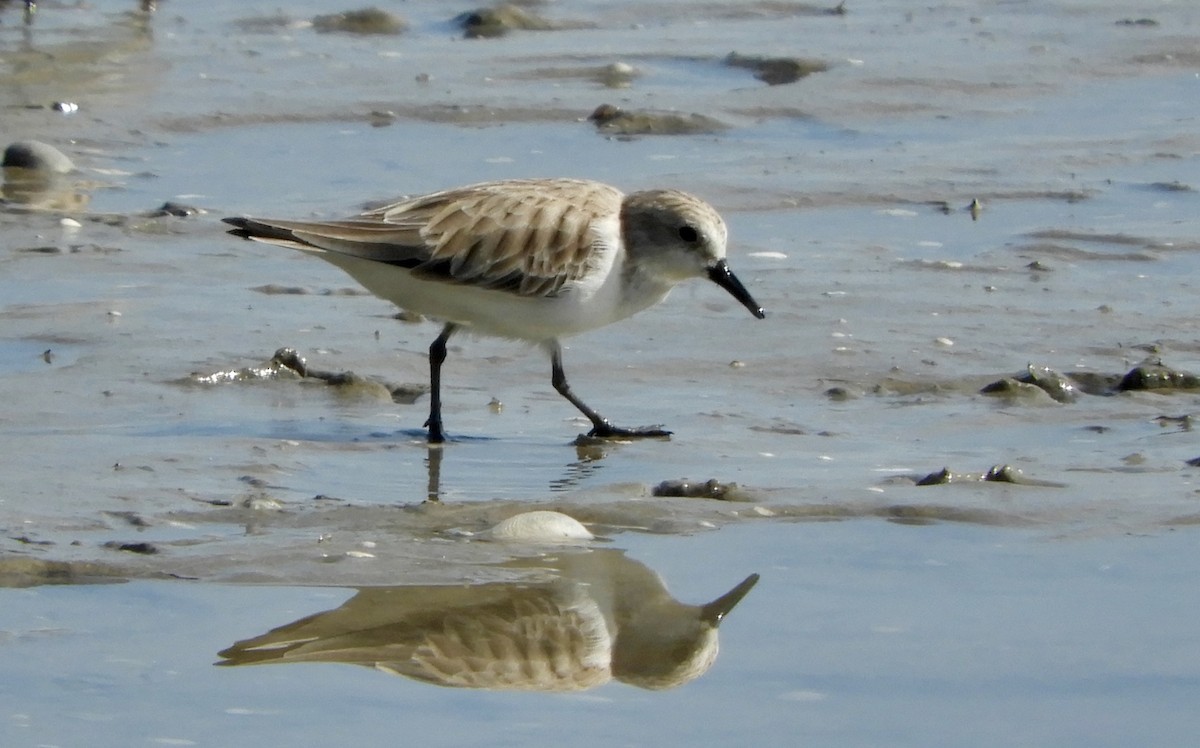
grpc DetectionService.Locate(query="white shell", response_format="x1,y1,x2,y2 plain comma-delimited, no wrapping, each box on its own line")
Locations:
484,511,594,542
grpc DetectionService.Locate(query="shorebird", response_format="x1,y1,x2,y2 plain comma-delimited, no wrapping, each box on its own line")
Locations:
225,178,765,442
217,545,759,691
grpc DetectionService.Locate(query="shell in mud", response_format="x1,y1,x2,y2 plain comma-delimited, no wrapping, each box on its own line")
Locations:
485,511,594,542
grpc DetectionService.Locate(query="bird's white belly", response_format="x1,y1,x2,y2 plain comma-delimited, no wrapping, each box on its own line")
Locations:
315,251,671,342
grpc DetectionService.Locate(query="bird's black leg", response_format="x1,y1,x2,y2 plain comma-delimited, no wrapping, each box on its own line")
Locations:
425,323,457,443
548,341,671,439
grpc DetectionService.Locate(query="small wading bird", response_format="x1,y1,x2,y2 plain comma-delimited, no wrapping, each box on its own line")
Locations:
225,178,765,443
217,542,760,692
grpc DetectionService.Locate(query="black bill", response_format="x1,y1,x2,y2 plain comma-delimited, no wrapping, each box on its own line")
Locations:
708,259,765,319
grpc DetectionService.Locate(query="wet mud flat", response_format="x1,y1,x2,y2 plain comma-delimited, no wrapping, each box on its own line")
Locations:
1,1,1200,745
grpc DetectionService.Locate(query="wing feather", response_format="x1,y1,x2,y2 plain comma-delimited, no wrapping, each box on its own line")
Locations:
225,179,624,298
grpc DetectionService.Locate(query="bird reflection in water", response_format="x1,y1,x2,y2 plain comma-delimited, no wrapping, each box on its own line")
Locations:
217,549,758,691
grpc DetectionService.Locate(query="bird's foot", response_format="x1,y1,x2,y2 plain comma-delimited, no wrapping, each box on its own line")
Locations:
586,423,673,440
424,417,447,444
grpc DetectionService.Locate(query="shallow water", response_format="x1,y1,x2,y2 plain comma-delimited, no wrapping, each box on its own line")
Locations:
4,523,1200,747
1,0,1200,744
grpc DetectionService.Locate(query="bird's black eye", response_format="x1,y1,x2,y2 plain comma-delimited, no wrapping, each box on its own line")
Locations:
677,225,700,243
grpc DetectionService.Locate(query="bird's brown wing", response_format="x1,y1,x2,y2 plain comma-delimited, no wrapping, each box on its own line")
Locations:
225,179,624,298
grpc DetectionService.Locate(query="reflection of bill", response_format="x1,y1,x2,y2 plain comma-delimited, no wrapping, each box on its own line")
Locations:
217,549,758,691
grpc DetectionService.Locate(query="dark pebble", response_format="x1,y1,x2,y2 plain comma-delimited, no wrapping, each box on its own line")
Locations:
104,541,159,555
916,467,953,485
